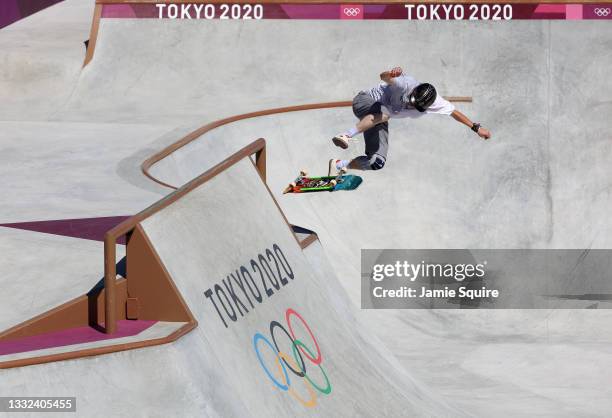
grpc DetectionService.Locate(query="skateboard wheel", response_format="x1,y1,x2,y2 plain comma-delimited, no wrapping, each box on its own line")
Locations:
283,182,297,194
330,180,337,187
300,170,308,177
339,168,348,175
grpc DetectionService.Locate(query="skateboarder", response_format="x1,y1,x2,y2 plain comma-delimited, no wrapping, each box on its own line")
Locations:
329,67,492,175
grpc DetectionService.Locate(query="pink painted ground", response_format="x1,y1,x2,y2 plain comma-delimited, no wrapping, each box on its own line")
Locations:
0,320,156,356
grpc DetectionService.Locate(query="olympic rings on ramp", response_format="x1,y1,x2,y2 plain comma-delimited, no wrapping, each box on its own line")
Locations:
253,308,332,407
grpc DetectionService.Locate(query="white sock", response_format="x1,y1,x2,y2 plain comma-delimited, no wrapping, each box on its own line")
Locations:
346,127,360,137
336,159,349,170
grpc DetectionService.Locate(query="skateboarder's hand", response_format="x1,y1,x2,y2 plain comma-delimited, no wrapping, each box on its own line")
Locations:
477,127,491,140
380,67,402,83
389,67,403,77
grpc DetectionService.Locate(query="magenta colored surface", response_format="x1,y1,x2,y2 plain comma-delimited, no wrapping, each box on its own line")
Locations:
102,4,159,18
0,320,157,356
371,4,410,19
0,0,23,29
0,216,130,243
93,3,604,21
584,4,612,19
565,4,583,19
340,4,364,20
102,4,137,18
534,4,567,13
280,4,339,19
0,0,63,29
364,5,386,13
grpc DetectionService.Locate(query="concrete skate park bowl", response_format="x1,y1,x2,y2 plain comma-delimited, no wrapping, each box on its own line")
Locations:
0,139,457,417
143,99,612,415
1,1,612,417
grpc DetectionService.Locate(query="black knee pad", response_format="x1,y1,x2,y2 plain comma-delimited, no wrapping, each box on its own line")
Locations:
370,156,386,170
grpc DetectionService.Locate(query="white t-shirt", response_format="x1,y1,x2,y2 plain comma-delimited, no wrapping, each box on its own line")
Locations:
367,74,420,112
381,95,455,119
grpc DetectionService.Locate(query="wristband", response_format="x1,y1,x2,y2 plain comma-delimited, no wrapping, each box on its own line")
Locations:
471,123,481,133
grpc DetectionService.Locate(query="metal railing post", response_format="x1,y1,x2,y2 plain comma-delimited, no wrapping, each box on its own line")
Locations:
104,235,117,334
255,141,266,182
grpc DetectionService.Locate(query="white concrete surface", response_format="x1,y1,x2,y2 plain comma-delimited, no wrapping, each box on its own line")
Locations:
0,0,94,121
139,158,456,416
147,105,612,417
0,227,125,333
0,121,173,222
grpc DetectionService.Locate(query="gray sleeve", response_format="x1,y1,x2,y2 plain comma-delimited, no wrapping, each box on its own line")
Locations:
388,75,420,111
388,77,408,111
398,74,420,92
390,75,407,92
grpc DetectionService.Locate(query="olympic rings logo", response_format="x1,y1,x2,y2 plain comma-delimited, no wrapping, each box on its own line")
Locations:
594,8,610,17
253,308,332,407
343,7,361,17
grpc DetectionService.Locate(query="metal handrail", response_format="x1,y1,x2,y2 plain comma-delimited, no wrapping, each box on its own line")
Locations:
104,138,267,333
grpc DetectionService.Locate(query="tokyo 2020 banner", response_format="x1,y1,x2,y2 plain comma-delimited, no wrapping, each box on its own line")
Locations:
99,3,612,21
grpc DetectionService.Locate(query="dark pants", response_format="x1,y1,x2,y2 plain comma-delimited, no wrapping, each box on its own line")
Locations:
352,92,389,170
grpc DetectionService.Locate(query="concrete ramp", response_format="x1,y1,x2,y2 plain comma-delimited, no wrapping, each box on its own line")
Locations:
0,141,456,416
136,149,454,416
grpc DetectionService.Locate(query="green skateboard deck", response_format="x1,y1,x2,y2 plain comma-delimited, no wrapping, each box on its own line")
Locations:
283,170,362,194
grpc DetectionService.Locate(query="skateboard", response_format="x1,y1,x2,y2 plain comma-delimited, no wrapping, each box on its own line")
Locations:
283,169,363,194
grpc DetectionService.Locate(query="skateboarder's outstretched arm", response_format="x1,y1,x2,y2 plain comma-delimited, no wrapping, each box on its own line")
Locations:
450,109,492,140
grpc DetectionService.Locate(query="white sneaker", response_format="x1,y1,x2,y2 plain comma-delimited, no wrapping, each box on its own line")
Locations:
332,134,350,149
328,159,340,176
